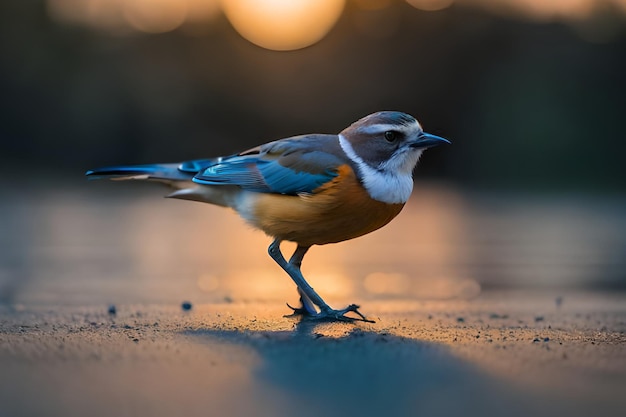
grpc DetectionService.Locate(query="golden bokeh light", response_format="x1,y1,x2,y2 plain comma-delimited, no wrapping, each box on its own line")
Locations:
406,0,455,12
46,0,625,44
220,0,346,51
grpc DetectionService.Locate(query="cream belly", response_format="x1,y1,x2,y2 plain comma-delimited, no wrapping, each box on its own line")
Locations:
234,165,405,247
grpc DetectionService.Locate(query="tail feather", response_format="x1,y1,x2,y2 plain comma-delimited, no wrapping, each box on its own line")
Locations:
86,158,226,195
85,163,193,184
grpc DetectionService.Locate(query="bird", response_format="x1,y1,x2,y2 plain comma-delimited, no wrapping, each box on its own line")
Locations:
86,111,450,322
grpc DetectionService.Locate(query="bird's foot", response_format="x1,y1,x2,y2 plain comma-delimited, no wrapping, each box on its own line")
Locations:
285,303,375,323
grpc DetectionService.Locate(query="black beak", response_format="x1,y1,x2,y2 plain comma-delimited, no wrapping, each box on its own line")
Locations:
410,132,451,149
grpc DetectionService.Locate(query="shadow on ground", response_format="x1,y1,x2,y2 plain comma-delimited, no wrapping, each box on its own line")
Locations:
184,320,574,417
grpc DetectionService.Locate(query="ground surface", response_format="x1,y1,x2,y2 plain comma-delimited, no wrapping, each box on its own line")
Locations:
1,183,625,416
1,291,624,417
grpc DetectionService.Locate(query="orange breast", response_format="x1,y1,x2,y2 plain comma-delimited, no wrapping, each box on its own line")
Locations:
248,165,405,246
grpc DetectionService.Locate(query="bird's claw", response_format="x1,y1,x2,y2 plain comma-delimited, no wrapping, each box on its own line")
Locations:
285,302,311,317
285,302,375,323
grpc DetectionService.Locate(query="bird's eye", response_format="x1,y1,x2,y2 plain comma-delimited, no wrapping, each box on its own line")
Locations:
384,131,397,142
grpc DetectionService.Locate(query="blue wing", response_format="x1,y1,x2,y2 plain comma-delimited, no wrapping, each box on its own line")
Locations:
193,134,344,195
86,135,346,195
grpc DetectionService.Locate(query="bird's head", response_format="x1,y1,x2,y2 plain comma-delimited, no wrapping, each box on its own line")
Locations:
339,111,450,177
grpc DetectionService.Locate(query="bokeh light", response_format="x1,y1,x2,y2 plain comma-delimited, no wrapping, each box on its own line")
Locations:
463,0,622,22
46,0,126,32
406,0,455,12
46,0,220,34
124,0,187,33
220,0,346,51
46,0,626,45
123,0,188,34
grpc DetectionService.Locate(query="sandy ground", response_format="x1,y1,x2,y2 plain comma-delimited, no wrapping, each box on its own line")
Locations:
1,290,624,417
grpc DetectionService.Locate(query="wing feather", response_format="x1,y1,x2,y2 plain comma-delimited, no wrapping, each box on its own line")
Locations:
193,135,345,195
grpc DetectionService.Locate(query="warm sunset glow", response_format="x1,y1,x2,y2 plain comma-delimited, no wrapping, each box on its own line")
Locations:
230,269,296,301
197,274,221,292
412,277,481,299
406,0,455,12
364,272,411,295
308,271,354,299
220,0,346,51
46,0,625,43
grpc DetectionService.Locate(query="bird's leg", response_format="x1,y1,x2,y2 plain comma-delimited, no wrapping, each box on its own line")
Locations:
287,245,317,315
268,240,330,312
293,287,318,316
268,239,374,323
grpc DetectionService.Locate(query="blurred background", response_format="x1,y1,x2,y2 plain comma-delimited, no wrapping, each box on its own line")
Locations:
1,0,625,307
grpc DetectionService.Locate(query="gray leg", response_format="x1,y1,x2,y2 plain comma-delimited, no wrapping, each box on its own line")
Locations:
268,240,330,312
268,239,374,322
294,288,318,315
288,245,318,315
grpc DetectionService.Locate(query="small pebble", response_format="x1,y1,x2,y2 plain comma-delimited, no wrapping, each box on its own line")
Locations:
534,316,544,322
456,317,465,323
107,305,117,315
181,301,193,311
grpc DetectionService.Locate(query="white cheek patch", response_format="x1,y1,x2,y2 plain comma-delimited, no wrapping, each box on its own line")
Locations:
378,148,423,176
338,134,415,204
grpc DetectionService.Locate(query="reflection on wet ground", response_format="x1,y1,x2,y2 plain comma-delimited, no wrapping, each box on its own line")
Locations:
0,180,625,307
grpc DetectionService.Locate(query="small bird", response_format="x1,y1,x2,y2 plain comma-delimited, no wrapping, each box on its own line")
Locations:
86,111,449,322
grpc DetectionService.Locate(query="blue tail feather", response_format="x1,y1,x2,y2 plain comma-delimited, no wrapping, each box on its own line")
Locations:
86,158,221,182
85,163,192,182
